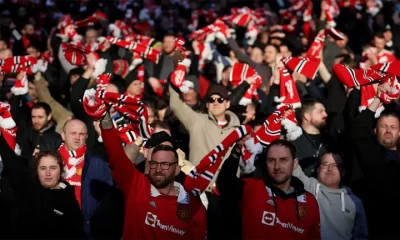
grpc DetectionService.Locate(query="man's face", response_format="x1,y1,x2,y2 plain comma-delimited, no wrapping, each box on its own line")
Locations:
317,153,341,189
85,29,98,44
24,24,35,36
62,121,88,151
374,37,386,51
31,108,50,131
28,81,38,101
206,94,229,118
384,30,393,42
266,145,294,186
148,150,179,188
183,88,197,105
264,45,277,65
336,38,348,49
26,46,40,58
0,40,7,51
250,47,264,64
306,103,327,129
0,49,12,59
162,36,175,54
127,80,142,97
279,45,291,58
376,116,400,150
221,67,232,87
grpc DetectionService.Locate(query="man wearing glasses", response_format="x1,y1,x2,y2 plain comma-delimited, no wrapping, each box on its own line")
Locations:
100,113,207,239
169,83,240,192
292,152,368,240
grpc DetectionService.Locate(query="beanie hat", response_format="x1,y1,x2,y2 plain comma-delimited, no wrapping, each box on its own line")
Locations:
305,29,326,58
274,68,301,109
184,125,253,197
281,57,321,80
332,63,387,88
0,102,21,156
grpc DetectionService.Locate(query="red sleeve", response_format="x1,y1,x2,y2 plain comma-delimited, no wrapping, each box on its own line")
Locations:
191,205,207,240
101,127,141,196
308,193,321,240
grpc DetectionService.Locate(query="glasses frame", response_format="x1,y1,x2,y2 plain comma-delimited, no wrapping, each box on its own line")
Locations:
207,97,225,104
319,162,339,170
148,161,178,170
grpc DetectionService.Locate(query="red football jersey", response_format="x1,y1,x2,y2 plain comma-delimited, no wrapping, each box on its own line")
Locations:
240,178,321,240
102,128,207,240
377,49,396,63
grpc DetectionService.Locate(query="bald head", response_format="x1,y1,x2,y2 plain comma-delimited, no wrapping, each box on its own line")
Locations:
62,119,88,151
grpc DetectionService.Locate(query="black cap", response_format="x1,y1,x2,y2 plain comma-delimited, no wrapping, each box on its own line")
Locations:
144,131,174,149
205,84,229,100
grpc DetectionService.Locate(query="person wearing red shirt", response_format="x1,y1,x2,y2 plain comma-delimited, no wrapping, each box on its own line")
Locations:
217,139,321,240
100,112,207,240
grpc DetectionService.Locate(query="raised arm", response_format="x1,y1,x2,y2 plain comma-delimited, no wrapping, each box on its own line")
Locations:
34,72,73,134
168,85,200,131
100,113,138,195
293,164,319,195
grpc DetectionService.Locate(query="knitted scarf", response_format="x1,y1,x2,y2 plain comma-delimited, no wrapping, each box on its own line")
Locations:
58,143,87,208
305,30,325,59
274,68,301,109
281,57,321,80
184,125,253,197
0,102,21,156
229,62,262,106
106,36,160,64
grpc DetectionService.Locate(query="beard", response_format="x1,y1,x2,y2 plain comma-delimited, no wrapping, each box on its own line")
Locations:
311,118,326,130
148,172,175,189
270,171,291,186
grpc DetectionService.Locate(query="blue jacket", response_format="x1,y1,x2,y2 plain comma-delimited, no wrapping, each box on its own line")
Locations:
81,153,113,238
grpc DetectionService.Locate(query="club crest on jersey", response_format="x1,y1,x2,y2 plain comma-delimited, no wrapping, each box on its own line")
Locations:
176,204,191,222
149,201,157,208
297,205,308,220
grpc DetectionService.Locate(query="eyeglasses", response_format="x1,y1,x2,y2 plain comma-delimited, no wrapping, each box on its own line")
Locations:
208,97,225,104
148,161,178,170
320,163,339,170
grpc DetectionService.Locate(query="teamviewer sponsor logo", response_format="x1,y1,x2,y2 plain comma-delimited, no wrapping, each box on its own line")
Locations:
261,211,276,226
145,212,157,227
144,212,186,236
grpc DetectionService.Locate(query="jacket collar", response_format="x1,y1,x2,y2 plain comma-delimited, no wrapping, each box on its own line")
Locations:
263,176,306,200
207,110,240,128
150,181,190,204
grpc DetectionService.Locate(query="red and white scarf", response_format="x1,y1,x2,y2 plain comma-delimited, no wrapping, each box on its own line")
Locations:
59,143,87,207
184,125,253,197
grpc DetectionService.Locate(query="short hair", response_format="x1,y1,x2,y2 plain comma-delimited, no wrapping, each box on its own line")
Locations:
377,111,400,126
299,99,323,119
151,144,178,161
32,102,51,116
34,150,64,179
150,120,171,131
163,33,175,39
267,139,296,160
374,32,385,39
266,44,280,53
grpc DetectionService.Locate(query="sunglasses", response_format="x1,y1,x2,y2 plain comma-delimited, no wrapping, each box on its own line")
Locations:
207,97,225,104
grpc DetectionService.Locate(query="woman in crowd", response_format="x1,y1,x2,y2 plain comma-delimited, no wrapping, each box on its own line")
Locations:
0,133,84,239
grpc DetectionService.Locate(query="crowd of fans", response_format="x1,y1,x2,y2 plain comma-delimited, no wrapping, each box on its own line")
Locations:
0,0,400,239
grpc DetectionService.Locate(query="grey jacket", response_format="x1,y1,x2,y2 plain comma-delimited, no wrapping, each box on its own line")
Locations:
293,166,368,240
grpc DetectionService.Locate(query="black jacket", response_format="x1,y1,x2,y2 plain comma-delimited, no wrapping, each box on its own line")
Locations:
292,130,326,177
350,109,400,238
0,134,84,239
17,124,62,168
